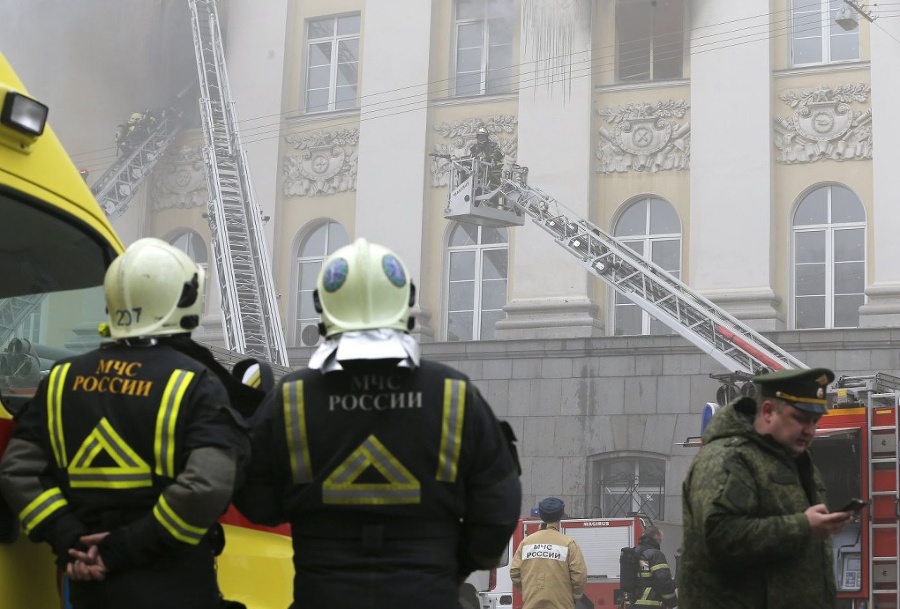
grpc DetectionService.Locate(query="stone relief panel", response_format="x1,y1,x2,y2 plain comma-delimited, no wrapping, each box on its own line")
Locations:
774,84,872,164
596,100,691,173
283,128,359,197
429,115,518,187
149,145,208,211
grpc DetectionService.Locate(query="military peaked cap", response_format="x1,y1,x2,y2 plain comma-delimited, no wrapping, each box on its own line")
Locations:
752,367,835,415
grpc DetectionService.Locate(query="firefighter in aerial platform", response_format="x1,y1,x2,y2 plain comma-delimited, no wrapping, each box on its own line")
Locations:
234,237,522,609
0,238,250,609
469,126,505,206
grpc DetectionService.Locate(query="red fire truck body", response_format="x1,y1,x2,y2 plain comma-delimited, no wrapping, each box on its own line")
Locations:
812,375,900,609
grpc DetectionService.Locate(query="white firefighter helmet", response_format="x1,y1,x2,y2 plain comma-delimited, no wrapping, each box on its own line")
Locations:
104,238,205,339
314,238,413,337
476,126,489,142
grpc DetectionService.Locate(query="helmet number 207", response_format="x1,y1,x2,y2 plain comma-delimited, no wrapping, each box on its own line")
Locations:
115,307,143,327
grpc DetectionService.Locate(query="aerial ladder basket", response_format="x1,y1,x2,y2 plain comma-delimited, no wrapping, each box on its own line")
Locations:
441,156,805,376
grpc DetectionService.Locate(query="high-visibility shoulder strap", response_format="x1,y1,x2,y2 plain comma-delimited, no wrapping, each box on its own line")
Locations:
47,363,71,467
154,369,195,478
436,378,466,482
282,380,312,484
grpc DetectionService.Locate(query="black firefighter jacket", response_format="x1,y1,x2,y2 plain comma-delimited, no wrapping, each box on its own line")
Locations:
234,358,522,609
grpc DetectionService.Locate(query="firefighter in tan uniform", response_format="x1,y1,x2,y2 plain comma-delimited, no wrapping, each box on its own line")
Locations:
511,497,587,609
234,238,521,609
0,238,249,609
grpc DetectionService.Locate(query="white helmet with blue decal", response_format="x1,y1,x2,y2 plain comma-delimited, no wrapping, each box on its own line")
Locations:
314,238,414,337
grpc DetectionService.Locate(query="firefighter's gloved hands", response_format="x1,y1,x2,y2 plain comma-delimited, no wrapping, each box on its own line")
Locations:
67,532,109,581
41,512,88,568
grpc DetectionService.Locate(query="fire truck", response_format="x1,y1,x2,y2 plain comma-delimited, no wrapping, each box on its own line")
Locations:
440,153,899,609
814,374,900,609
463,515,649,609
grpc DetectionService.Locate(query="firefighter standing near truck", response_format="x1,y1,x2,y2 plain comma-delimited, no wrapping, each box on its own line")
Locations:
234,238,521,609
0,238,250,609
510,497,587,609
679,367,854,609
631,526,676,609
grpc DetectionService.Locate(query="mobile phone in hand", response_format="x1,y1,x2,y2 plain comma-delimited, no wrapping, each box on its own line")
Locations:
837,498,867,513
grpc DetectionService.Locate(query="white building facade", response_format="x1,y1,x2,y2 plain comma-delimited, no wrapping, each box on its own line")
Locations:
4,0,899,548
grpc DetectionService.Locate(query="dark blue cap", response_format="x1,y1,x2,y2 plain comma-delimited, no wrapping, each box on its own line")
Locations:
538,497,565,522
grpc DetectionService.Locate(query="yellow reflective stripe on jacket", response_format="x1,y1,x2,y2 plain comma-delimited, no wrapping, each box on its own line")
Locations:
47,363,71,467
68,418,152,489
634,584,663,606
283,381,312,484
20,487,68,535
152,495,206,545
435,379,465,482
153,369,195,477
322,434,420,505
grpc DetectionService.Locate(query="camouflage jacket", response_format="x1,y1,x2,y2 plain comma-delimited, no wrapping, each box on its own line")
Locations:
678,397,835,609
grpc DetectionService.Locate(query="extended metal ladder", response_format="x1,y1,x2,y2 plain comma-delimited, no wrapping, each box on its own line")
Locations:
864,374,899,608
90,111,185,221
443,158,805,375
188,0,289,366
836,373,900,609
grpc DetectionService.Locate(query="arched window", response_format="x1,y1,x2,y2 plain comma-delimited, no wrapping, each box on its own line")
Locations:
168,229,208,264
167,229,208,313
588,455,666,521
612,197,681,335
292,221,350,346
445,223,508,341
792,185,865,329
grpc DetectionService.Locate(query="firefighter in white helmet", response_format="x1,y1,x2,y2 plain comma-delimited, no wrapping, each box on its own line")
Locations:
0,238,250,609
235,237,522,609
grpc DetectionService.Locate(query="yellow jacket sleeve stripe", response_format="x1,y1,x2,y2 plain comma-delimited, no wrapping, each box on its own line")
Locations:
152,495,207,545
20,487,68,535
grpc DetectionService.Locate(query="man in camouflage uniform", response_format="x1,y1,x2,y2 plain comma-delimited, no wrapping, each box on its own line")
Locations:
679,368,854,609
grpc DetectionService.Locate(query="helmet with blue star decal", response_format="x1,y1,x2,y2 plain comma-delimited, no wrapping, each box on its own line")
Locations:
314,238,414,337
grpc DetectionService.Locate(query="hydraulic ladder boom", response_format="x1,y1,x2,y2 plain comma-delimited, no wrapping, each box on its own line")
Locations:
91,111,185,221
188,0,289,367
443,157,805,375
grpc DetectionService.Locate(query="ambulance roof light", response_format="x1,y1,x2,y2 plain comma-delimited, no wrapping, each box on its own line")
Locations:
1,91,48,137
